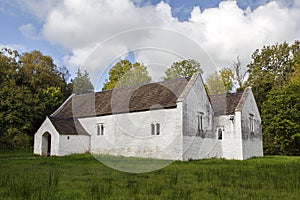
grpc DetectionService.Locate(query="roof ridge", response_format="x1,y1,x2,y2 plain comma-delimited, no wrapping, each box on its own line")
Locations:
82,77,190,95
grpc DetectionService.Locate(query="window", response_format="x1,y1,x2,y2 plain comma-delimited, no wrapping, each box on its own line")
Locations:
156,123,160,135
151,123,160,135
97,123,104,135
67,136,70,140
151,123,155,135
218,128,222,140
249,114,254,133
197,112,204,132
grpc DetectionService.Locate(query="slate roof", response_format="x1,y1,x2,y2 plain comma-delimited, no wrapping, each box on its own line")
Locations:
49,75,245,135
49,117,89,135
51,77,190,119
209,92,243,115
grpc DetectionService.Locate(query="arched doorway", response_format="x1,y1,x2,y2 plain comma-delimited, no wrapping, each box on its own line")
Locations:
42,132,51,156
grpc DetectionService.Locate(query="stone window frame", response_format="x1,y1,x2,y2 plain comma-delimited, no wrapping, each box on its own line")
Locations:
151,122,160,135
97,123,104,136
249,114,254,133
218,128,223,140
196,112,204,137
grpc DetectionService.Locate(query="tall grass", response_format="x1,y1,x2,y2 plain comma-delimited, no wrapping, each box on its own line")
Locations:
0,154,299,199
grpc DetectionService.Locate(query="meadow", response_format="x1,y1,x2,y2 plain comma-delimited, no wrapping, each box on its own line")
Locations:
0,152,299,200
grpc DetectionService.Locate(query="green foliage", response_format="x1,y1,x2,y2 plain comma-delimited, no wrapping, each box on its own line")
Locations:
262,83,300,155
205,68,234,94
163,59,203,80
205,72,225,95
246,41,300,155
1,154,300,199
71,68,94,95
246,41,300,109
116,64,151,88
0,48,70,150
102,60,151,90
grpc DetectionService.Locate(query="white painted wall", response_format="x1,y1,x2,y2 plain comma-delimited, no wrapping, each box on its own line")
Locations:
241,90,263,159
183,137,222,160
79,104,183,160
214,114,244,160
34,117,60,156
34,117,90,156
181,74,216,160
58,135,90,156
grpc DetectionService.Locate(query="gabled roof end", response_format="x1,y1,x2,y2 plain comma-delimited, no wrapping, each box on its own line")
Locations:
177,72,201,102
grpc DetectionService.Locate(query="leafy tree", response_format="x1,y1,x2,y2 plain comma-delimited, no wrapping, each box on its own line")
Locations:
102,60,151,90
205,72,225,95
205,68,234,94
262,82,300,155
246,41,300,109
71,68,94,95
163,59,203,80
18,51,68,93
246,41,300,155
0,49,70,149
116,64,151,88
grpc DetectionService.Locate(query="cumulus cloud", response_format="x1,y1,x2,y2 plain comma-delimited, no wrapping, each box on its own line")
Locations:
19,24,38,39
14,0,300,89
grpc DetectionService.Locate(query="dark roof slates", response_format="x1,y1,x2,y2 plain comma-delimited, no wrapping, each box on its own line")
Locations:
209,93,243,115
52,78,190,119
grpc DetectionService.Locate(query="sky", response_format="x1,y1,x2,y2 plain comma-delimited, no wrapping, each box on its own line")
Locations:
1,0,300,91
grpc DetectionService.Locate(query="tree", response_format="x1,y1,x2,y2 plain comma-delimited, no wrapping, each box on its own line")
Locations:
205,72,225,95
71,68,94,95
102,60,151,90
232,56,247,90
246,41,300,155
246,41,299,109
18,50,68,93
163,59,203,80
262,83,300,155
205,68,234,94
0,49,70,150
116,64,151,88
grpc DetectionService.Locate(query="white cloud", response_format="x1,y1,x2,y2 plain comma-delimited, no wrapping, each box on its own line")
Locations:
19,24,38,39
13,0,300,89
0,43,26,52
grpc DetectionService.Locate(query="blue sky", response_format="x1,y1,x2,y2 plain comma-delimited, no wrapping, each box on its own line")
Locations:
1,0,299,90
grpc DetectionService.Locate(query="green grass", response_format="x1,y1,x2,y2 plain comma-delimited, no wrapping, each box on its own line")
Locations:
0,154,299,199
0,149,35,159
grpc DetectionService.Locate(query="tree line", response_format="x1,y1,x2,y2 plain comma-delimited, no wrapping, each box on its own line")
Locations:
1,40,300,155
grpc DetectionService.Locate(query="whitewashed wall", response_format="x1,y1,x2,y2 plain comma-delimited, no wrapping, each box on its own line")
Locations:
58,135,90,156
241,90,263,159
181,74,216,160
79,104,183,160
34,117,90,156
213,114,244,160
34,117,60,156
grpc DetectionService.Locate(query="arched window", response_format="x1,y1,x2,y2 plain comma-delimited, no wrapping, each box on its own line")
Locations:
218,128,223,140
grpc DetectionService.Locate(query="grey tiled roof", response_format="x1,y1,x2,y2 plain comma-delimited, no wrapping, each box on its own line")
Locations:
209,93,243,115
52,78,190,119
49,117,89,135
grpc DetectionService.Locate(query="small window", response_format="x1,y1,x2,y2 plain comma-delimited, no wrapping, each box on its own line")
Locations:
151,124,155,135
156,123,160,135
97,123,104,135
197,112,204,132
67,136,70,140
218,128,222,140
151,123,160,135
249,114,254,133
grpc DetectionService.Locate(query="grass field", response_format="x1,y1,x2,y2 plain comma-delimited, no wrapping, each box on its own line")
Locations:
0,153,299,200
